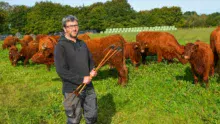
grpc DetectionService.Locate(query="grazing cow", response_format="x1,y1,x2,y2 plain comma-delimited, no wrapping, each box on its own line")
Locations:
136,31,187,64
210,26,220,67
19,40,39,66
84,34,128,86
78,33,91,41
124,42,141,67
2,36,19,49
19,35,33,47
183,41,214,88
31,36,57,71
50,35,60,42
9,45,22,66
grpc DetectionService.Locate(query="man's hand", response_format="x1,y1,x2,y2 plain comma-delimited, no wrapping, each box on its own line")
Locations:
83,76,91,84
90,69,97,78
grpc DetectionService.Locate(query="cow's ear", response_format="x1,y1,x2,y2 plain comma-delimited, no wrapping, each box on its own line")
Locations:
194,44,199,51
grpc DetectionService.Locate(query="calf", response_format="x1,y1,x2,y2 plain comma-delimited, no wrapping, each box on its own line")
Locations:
9,46,22,66
124,42,141,67
183,41,214,88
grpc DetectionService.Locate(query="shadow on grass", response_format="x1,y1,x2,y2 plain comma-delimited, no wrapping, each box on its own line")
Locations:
176,66,194,83
98,93,116,124
92,68,118,81
175,66,218,88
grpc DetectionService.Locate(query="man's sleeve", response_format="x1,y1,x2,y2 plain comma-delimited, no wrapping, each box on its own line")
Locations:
54,44,83,85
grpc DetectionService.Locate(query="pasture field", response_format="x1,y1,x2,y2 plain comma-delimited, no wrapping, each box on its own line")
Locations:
0,28,219,124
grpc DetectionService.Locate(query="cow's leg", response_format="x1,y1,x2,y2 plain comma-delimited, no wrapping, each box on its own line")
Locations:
210,65,215,76
203,67,210,88
23,58,29,66
214,52,219,67
46,64,51,71
115,64,127,86
193,74,198,85
191,67,198,85
157,50,162,63
141,53,146,64
203,76,209,88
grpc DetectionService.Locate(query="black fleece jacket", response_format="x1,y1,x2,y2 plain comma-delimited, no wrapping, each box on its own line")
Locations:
54,35,94,93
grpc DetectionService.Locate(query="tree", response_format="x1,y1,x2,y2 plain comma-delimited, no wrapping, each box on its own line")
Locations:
206,12,220,26
25,1,74,34
86,2,107,31
0,1,12,11
0,9,7,33
0,1,11,34
8,5,30,34
103,0,137,28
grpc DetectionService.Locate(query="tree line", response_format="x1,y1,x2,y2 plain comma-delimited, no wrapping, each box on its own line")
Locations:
0,0,220,34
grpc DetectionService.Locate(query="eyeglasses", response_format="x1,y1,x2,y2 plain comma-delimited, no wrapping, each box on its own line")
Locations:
65,25,79,28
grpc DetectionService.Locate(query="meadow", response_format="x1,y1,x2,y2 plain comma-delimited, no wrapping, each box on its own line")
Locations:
0,28,219,124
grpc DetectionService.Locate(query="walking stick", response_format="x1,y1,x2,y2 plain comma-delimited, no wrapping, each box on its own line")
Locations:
74,46,122,96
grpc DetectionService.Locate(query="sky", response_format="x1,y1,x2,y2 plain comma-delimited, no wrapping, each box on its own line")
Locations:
3,0,220,14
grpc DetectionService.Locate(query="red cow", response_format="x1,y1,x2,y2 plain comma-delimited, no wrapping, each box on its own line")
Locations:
2,36,19,49
9,45,22,66
31,36,57,71
124,42,141,67
136,31,187,64
210,26,220,67
84,34,128,86
183,41,214,88
19,40,39,66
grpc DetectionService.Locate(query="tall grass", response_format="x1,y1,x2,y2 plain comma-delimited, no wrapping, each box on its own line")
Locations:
0,28,219,124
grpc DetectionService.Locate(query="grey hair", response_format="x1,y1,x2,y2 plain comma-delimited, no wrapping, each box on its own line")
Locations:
62,15,78,27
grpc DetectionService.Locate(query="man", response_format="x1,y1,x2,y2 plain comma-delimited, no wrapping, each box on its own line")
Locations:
54,15,98,124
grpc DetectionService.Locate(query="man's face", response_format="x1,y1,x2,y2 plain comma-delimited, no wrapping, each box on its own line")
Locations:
63,20,79,38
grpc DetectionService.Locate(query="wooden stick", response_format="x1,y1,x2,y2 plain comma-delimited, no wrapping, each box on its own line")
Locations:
74,47,122,96
96,49,119,71
95,48,114,70
76,48,122,96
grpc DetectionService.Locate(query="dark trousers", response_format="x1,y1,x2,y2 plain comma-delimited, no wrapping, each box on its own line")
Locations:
63,87,97,124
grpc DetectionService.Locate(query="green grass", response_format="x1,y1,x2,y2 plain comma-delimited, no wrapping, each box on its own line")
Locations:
0,28,219,124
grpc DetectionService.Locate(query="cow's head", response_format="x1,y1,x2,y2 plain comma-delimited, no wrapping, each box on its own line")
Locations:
183,43,198,60
31,51,54,65
138,41,148,53
132,43,142,64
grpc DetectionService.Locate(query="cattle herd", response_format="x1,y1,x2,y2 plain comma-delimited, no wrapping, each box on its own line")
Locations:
2,26,220,88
